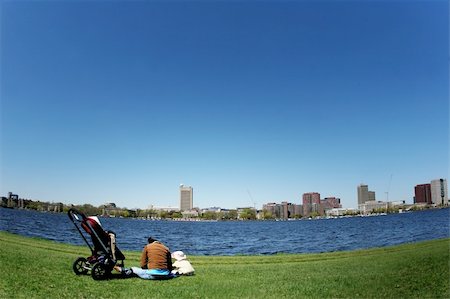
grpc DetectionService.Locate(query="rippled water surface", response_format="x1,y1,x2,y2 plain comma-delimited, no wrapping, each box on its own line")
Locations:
1,208,448,255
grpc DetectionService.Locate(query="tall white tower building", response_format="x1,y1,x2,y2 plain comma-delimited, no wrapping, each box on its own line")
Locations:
180,184,193,211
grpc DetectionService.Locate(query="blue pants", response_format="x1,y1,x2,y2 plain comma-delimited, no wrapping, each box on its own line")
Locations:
130,267,175,280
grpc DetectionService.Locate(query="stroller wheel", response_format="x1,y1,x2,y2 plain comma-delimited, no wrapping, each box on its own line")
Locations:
92,262,109,280
73,257,89,275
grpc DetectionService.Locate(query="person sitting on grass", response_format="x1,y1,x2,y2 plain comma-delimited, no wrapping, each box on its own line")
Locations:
115,236,174,280
171,251,195,276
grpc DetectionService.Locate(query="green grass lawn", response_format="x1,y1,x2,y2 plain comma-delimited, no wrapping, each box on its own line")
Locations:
0,231,448,298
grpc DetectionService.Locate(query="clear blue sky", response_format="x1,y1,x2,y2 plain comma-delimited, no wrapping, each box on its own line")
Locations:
1,0,448,209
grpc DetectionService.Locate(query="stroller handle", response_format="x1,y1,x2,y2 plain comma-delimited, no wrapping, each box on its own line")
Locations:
68,208,87,223
68,208,94,253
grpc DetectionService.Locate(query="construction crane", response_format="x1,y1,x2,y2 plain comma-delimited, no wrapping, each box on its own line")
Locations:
385,174,393,202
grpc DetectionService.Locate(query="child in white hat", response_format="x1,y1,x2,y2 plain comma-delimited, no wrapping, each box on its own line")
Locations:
171,251,195,276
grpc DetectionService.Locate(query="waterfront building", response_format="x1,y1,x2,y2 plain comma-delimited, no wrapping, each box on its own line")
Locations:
358,200,388,215
414,184,432,204
293,204,302,218
48,202,64,213
357,184,369,205
181,209,199,219
325,208,357,217
302,192,321,217
201,207,222,213
7,192,19,208
281,202,301,219
179,184,193,211
357,184,377,205
262,202,302,219
149,206,180,212
321,197,342,211
430,179,448,206
281,201,289,219
5,192,27,209
390,200,406,207
263,202,279,218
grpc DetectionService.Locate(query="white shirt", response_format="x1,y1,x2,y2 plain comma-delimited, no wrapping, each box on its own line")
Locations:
172,259,195,275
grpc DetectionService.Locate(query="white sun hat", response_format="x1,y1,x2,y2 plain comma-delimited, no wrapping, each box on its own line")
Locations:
172,250,187,261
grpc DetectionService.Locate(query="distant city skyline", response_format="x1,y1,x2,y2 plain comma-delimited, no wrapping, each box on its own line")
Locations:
2,176,448,211
1,1,448,210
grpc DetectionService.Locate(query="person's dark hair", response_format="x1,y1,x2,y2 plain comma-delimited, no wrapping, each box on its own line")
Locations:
148,237,157,244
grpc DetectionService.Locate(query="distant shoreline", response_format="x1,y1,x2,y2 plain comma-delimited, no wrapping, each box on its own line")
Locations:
1,204,448,221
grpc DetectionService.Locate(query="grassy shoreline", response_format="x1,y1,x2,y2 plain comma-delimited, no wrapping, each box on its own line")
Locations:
0,231,449,298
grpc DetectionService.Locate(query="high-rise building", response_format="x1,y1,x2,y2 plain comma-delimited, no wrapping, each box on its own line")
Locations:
302,192,321,216
357,184,369,205
368,191,376,201
179,184,193,211
430,179,448,206
414,184,432,204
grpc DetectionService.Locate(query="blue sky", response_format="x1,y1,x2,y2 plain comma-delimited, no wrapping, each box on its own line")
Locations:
1,0,448,209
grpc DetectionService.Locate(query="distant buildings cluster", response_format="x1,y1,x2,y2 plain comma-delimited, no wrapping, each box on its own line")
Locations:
2,178,448,220
260,194,343,220
177,178,448,219
302,193,342,217
1,192,64,212
177,186,343,219
356,178,448,215
414,179,448,206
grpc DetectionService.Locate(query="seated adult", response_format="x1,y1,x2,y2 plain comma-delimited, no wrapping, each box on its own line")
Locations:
116,237,174,280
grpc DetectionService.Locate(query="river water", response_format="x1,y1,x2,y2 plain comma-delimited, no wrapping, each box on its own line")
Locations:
0,207,448,255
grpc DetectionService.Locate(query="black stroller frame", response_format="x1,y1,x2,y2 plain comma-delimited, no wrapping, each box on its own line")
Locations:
68,208,125,280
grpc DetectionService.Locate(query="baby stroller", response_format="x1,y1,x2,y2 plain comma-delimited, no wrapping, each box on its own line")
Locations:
68,208,125,280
